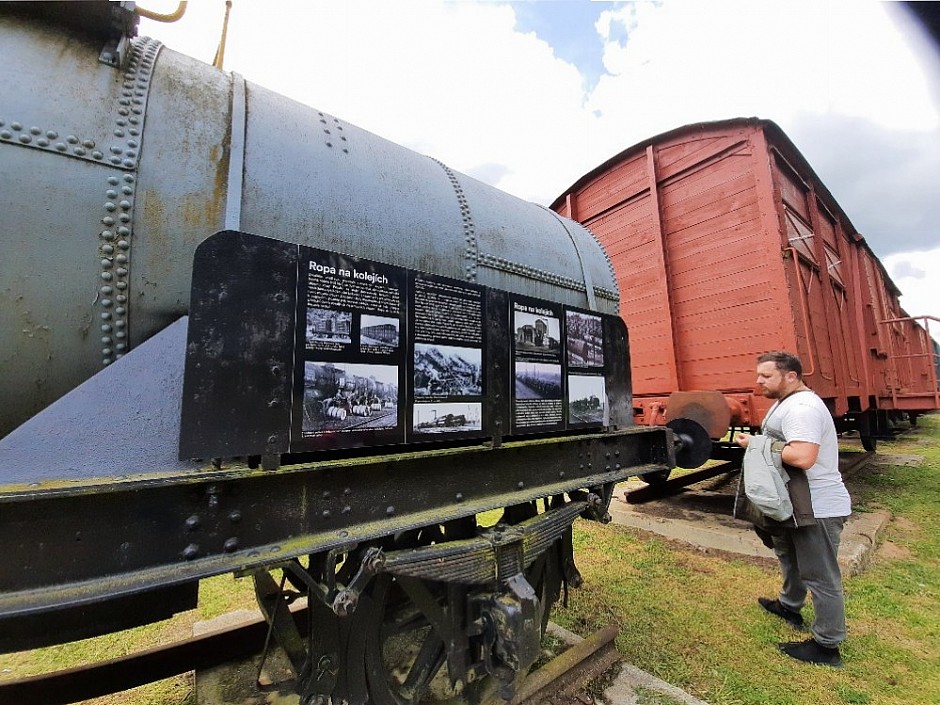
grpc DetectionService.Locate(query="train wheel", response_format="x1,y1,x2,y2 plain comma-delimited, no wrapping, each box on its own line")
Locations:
666,418,712,469
364,574,454,705
859,409,877,452
362,519,564,705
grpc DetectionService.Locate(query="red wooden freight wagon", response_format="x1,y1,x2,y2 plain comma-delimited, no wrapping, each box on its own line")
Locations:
552,118,938,463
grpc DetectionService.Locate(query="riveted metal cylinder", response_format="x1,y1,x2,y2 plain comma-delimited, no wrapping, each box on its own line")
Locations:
0,9,618,437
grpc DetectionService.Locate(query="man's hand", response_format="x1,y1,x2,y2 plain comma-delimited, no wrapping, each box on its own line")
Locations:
734,433,750,448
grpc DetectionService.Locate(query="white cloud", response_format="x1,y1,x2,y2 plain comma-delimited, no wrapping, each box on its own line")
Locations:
141,0,597,202
589,1,938,138
138,0,939,255
883,248,940,320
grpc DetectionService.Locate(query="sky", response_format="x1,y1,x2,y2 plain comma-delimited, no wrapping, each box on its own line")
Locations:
138,0,939,322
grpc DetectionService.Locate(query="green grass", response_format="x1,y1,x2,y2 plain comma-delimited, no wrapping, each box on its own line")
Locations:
634,686,687,705
552,413,940,705
2,574,258,704
4,415,939,704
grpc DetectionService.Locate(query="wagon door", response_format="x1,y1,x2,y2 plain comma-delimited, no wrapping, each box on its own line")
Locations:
812,201,864,407
775,156,841,404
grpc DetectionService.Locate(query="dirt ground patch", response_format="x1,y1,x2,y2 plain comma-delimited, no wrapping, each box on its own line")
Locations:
876,540,913,561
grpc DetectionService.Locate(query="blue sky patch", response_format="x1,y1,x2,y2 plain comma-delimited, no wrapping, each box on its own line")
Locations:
508,0,618,89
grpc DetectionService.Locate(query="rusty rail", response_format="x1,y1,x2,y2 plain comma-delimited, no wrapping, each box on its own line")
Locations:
512,625,620,705
625,461,740,504
2,608,620,705
0,604,309,705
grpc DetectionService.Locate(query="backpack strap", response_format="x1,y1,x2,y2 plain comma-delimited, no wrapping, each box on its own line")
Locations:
754,389,817,527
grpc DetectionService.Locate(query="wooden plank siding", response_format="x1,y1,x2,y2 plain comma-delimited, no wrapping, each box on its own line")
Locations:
585,195,675,390
657,151,775,391
553,118,939,430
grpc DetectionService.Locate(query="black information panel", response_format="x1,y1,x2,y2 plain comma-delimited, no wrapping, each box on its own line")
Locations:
180,232,628,460
409,272,487,441
295,249,409,452
509,297,609,434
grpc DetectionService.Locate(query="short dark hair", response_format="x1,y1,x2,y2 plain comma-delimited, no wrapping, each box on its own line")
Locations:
757,351,803,378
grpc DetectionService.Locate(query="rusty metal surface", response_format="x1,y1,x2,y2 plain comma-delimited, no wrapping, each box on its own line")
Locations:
0,608,618,705
0,427,671,595
0,9,645,703
512,624,620,705
665,390,733,439
625,461,740,504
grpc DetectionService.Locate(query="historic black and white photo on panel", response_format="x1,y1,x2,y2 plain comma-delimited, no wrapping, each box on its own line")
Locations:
360,314,400,348
566,311,604,367
306,307,353,345
567,374,606,425
413,402,482,433
513,310,560,354
302,361,399,434
414,343,482,397
514,361,562,400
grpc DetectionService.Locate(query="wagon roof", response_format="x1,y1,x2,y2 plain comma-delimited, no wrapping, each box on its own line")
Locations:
550,117,904,302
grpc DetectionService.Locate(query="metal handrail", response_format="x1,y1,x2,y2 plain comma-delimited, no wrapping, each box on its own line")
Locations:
877,315,940,403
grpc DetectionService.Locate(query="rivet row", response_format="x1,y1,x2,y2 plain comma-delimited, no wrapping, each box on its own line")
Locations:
433,159,477,282
98,37,161,366
0,120,107,161
317,111,350,154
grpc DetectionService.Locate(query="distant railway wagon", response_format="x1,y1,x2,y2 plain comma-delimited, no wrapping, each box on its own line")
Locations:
361,322,399,344
552,118,939,458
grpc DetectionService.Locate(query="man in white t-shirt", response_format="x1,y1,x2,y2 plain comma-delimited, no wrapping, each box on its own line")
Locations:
735,351,851,667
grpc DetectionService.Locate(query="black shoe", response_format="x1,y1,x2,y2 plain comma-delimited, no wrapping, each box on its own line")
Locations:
758,597,805,629
778,638,843,667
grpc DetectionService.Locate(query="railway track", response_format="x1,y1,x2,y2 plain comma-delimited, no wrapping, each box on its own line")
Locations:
0,610,620,705
513,625,620,705
0,602,310,704
568,411,605,425
624,450,873,505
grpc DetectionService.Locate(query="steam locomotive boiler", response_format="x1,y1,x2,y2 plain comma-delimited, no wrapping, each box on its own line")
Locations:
0,3,674,703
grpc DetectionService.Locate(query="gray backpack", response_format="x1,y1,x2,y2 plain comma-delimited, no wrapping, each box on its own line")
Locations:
742,435,793,521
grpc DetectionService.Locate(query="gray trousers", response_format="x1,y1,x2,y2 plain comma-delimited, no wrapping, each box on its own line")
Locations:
771,516,847,647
